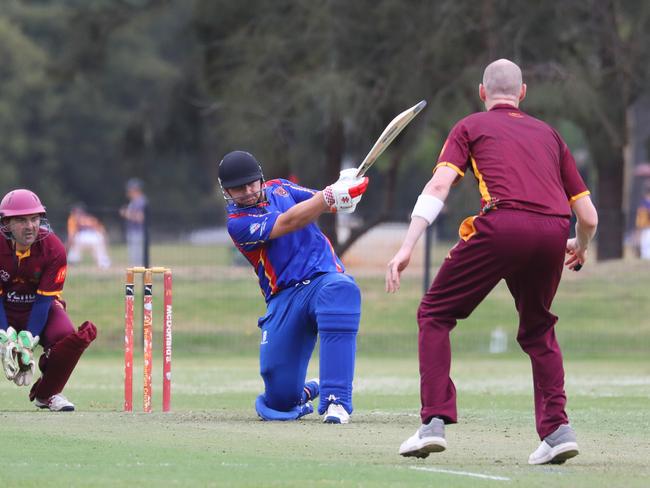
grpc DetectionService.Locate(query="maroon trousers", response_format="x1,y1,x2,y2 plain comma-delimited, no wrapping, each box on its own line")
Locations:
8,300,96,400
417,209,570,439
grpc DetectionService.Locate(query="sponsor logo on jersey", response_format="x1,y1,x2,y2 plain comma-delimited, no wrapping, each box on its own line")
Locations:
0,269,10,282
509,112,524,118
249,223,261,235
6,291,37,304
274,187,288,196
260,330,269,345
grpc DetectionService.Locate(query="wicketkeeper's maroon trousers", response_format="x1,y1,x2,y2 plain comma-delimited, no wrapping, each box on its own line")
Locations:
417,209,570,439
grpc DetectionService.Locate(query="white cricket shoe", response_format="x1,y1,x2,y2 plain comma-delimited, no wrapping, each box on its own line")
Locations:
528,424,579,465
34,394,75,412
399,417,447,458
323,403,350,424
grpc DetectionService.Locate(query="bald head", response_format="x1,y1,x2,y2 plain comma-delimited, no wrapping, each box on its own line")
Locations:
480,59,526,108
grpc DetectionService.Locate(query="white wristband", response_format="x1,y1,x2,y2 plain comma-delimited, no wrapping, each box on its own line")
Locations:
411,194,444,225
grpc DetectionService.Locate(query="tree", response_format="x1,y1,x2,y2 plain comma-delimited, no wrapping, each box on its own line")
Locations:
473,0,650,260
1,1,214,231
194,0,488,251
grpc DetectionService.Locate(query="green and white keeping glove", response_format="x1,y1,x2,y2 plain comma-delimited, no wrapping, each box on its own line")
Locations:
14,330,39,387
0,326,20,380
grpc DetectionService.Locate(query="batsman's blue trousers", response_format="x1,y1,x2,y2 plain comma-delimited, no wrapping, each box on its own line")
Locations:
258,272,361,417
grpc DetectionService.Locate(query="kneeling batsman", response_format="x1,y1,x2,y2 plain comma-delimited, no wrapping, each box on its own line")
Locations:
219,150,369,424
0,326,39,386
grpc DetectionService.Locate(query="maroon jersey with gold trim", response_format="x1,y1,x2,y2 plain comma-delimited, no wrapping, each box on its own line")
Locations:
0,229,67,316
436,104,589,218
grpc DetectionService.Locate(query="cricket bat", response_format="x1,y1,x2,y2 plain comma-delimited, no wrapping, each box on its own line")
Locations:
356,100,427,178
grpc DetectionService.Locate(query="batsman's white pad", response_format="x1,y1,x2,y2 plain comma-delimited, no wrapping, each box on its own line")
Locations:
411,194,444,225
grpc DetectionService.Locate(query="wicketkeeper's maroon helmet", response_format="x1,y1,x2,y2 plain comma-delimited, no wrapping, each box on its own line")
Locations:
0,189,47,217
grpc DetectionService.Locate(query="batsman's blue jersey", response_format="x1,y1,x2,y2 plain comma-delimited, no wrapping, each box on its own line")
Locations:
226,179,344,302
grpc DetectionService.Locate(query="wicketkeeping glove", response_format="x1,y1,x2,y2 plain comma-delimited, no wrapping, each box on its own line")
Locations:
323,169,369,214
14,330,39,387
0,326,20,381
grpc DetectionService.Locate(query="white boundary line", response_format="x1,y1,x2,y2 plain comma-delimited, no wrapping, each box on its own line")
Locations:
410,466,511,481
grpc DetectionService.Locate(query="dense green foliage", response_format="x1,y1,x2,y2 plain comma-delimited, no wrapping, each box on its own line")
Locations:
1,0,649,255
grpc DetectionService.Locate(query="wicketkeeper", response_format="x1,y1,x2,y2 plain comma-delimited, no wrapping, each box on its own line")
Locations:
0,189,97,411
218,151,368,423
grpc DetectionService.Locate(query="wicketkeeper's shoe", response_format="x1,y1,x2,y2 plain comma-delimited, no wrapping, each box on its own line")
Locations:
528,424,579,465
34,393,75,412
399,417,447,458
323,403,350,424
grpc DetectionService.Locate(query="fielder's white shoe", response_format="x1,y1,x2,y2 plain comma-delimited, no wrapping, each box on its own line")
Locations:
323,403,350,424
528,424,579,465
399,417,447,458
34,394,75,412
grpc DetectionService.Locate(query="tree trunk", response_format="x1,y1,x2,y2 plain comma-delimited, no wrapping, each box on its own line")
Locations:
588,131,625,260
587,0,626,260
319,112,344,247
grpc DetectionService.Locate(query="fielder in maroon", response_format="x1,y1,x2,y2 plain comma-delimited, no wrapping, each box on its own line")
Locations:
386,59,598,464
0,189,97,411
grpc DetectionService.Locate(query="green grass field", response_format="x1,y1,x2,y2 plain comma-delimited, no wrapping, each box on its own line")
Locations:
1,243,649,486
61,243,650,358
1,355,648,487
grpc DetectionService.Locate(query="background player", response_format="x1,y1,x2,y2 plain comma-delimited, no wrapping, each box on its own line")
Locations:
119,178,148,266
67,203,111,269
218,150,368,423
0,189,97,411
385,59,598,464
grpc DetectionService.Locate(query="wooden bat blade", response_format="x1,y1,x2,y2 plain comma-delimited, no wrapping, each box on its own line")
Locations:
356,100,427,177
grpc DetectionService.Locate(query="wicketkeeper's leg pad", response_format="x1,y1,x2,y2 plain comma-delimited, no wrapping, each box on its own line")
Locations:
29,321,97,401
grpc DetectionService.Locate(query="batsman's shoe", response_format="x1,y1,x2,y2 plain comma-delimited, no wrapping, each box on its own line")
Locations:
399,417,447,458
255,394,313,421
34,393,75,412
528,424,579,465
303,378,320,403
323,403,350,424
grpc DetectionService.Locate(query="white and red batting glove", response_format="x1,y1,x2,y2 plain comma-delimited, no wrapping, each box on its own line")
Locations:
323,169,369,214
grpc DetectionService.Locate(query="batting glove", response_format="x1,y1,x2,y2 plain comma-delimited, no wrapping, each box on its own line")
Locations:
0,326,20,381
323,172,369,214
14,330,39,387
